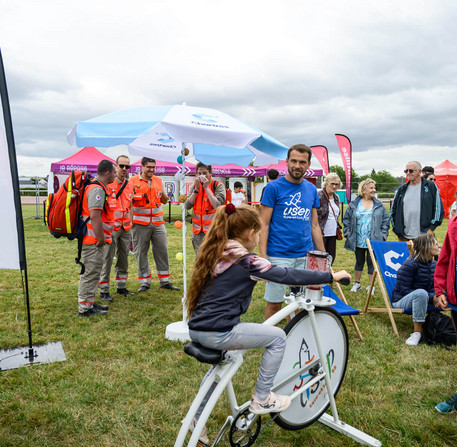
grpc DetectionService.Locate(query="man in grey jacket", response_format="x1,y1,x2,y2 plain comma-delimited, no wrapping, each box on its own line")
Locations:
391,161,443,240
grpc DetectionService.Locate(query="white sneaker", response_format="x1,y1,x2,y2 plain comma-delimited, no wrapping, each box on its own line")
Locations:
189,417,209,445
350,282,361,292
406,332,422,346
249,392,291,415
366,285,375,294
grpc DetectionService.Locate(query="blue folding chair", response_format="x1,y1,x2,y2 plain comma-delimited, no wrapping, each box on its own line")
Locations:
364,239,443,337
323,283,363,341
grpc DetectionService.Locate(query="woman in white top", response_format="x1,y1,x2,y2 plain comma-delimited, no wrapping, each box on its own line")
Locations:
317,173,342,263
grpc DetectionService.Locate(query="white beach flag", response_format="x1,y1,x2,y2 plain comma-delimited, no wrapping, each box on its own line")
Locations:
0,51,21,270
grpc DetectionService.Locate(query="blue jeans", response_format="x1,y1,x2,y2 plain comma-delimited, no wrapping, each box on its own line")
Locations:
190,323,286,415
392,289,429,322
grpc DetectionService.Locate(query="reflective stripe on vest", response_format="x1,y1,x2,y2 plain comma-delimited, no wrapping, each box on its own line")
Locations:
192,212,215,234
131,175,165,226
86,221,114,238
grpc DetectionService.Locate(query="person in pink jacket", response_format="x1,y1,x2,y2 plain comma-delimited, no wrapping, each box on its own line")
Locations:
434,217,457,413
434,218,457,308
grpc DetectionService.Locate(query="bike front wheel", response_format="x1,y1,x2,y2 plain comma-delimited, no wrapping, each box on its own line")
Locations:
273,307,349,430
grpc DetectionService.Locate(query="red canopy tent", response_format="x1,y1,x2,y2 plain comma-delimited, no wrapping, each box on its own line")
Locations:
435,160,457,218
49,147,116,194
51,146,115,174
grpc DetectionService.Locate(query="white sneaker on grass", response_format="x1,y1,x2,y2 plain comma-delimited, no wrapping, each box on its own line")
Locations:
189,417,209,445
249,391,291,415
406,332,422,346
350,282,361,292
366,285,375,294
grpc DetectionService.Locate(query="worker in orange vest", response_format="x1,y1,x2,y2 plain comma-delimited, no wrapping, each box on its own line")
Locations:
131,157,179,292
185,162,226,253
98,155,135,301
78,160,116,317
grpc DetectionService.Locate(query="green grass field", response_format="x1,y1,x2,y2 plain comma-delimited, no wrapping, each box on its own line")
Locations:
0,206,456,446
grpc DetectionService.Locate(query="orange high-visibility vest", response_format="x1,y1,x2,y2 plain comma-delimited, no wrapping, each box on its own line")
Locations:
81,182,115,245
109,178,134,231
192,180,220,235
130,175,165,226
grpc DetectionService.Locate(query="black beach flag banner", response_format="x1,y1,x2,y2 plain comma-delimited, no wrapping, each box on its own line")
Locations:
0,49,67,371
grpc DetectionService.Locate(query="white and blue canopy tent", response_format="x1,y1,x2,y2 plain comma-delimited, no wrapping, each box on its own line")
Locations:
68,104,289,340
67,105,286,166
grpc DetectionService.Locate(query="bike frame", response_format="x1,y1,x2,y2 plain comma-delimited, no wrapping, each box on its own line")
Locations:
175,288,382,447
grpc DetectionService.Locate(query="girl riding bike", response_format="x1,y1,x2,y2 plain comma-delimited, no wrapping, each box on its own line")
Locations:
185,204,350,444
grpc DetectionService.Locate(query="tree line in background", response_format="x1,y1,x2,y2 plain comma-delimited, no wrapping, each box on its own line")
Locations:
329,165,401,194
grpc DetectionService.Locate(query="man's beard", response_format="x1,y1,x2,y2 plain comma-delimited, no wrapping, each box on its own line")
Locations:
288,168,305,180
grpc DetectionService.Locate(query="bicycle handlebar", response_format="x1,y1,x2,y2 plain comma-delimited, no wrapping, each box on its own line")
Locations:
290,277,350,293
340,277,350,286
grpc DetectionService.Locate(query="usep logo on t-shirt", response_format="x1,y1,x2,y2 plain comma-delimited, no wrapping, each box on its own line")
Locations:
283,192,311,221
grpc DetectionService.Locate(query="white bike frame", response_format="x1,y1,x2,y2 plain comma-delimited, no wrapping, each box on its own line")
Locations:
175,287,382,447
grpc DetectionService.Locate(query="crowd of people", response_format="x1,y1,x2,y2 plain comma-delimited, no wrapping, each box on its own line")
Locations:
75,147,457,428
77,156,180,318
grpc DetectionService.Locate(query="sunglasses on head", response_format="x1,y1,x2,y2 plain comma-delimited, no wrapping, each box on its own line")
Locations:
118,164,130,169
404,169,416,174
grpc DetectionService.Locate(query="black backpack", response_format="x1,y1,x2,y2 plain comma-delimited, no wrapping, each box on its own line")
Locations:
423,311,457,346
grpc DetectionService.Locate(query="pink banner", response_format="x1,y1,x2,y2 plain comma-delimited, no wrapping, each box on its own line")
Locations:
335,134,352,203
310,145,329,175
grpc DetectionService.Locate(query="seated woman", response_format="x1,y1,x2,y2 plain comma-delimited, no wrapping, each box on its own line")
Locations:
391,233,441,346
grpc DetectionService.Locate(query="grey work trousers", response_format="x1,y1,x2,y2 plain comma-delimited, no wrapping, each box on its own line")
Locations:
132,223,170,285
99,227,131,291
191,231,205,255
78,244,105,312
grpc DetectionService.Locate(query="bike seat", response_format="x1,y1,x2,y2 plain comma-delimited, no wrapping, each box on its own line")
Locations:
184,342,223,364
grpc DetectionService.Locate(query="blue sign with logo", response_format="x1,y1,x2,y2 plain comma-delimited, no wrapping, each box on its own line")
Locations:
370,240,410,299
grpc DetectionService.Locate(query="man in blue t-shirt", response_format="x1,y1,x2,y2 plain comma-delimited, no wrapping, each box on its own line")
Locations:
260,144,325,320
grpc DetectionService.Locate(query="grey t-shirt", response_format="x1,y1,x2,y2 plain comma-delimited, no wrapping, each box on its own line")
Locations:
403,183,422,238
87,178,107,210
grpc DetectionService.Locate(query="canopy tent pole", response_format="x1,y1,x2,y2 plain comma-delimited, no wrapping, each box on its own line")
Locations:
165,143,190,341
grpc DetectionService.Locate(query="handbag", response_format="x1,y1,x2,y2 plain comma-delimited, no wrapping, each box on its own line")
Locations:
336,225,343,241
324,190,343,240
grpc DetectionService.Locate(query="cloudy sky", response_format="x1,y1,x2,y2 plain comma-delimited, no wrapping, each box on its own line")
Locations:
1,0,456,177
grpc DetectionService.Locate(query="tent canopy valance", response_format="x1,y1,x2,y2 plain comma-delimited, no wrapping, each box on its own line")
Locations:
258,160,323,178
51,149,323,179
129,159,196,176
129,159,323,178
